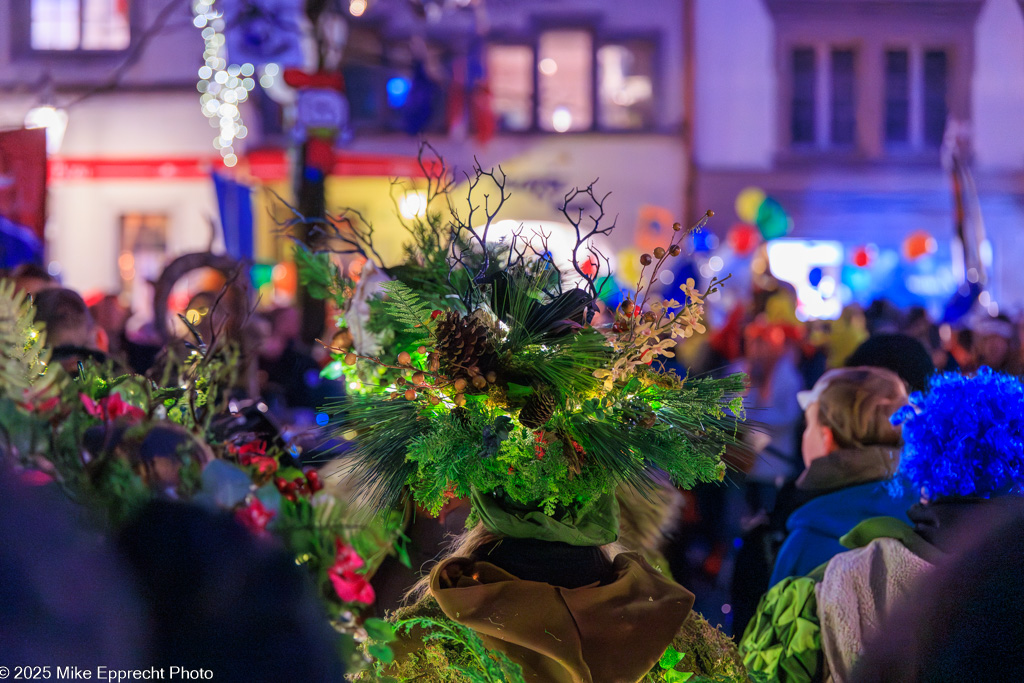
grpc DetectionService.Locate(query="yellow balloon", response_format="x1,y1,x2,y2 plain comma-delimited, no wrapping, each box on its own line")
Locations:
617,248,644,287
735,187,767,224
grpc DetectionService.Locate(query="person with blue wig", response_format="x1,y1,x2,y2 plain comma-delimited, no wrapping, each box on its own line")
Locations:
740,367,1024,683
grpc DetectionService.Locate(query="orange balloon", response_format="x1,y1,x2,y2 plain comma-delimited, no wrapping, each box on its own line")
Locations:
903,230,937,261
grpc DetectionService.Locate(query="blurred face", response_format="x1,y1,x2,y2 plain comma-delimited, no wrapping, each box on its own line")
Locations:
975,334,1010,368
802,402,835,468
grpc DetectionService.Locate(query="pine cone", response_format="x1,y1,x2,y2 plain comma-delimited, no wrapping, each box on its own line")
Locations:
434,312,495,380
519,387,558,429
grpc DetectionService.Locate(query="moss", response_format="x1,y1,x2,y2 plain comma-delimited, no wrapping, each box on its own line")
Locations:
361,601,752,683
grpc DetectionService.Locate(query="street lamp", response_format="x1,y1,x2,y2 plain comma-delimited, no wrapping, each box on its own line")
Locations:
24,105,68,156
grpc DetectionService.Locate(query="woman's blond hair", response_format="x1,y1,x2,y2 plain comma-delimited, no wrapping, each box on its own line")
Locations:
403,522,628,606
816,366,909,449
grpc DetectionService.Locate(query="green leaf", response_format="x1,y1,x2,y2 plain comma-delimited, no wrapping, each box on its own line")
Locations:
659,647,684,670
506,382,535,400
200,459,253,508
367,643,395,664
365,617,397,643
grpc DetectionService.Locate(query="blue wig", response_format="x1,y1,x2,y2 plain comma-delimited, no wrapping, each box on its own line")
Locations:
892,367,1024,500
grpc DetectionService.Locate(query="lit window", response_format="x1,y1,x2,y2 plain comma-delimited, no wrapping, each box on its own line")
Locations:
884,50,910,144
830,49,855,145
120,213,168,326
538,30,593,133
487,44,534,131
923,50,948,147
597,42,654,130
31,0,130,51
791,48,816,144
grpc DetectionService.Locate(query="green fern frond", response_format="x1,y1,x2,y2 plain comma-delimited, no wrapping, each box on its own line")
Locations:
380,280,435,337
0,279,65,405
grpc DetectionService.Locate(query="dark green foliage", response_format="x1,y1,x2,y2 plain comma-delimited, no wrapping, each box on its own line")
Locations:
325,396,428,511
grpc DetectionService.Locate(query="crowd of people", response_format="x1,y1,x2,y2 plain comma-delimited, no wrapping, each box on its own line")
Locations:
3,257,1024,682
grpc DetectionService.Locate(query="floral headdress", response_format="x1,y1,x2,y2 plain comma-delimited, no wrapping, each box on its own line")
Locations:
306,150,747,545
892,367,1024,500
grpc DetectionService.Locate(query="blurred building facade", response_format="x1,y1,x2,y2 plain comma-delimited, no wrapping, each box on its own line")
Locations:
2,0,1024,314
695,0,1024,314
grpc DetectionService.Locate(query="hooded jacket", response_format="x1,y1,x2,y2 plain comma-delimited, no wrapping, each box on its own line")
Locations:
769,447,918,587
384,551,748,683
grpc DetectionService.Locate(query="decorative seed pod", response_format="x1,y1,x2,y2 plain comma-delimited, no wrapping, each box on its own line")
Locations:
472,375,487,390
453,377,468,393
653,247,666,259
397,351,412,366
672,222,682,231
669,245,682,257
344,352,357,366
404,388,417,401
332,328,354,351
485,370,497,384
454,393,467,407
412,372,425,385
640,254,653,266
417,346,427,354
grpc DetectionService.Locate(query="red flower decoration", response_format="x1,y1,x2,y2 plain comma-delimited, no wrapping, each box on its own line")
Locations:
80,393,146,422
19,393,60,414
228,440,268,465
245,455,279,478
235,497,275,536
329,539,375,605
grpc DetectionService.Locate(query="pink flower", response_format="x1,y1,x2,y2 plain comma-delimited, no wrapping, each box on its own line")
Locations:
333,538,365,572
330,571,375,605
80,393,146,422
235,498,275,535
329,540,374,605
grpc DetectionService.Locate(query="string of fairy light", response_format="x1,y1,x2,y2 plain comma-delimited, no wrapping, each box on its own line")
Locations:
192,0,257,167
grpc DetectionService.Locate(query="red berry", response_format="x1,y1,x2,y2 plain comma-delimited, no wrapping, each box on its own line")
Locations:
274,478,288,490
431,310,442,320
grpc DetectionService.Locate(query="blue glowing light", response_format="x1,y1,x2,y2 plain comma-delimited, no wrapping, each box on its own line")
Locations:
315,412,329,427
386,77,411,108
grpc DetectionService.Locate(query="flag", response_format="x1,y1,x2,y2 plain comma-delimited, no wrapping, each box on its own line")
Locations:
0,128,47,241
213,172,254,261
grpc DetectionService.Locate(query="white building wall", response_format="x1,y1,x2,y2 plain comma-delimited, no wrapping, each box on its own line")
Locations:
972,0,1024,171
693,0,776,169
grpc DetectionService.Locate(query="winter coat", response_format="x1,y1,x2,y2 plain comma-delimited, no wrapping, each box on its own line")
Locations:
382,552,750,683
769,446,918,587
741,498,987,683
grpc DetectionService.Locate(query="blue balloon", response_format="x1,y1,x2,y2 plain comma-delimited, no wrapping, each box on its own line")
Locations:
691,230,717,253
808,266,823,288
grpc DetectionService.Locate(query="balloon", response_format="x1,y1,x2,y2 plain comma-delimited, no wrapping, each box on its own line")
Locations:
617,248,644,286
691,229,718,253
755,197,791,240
903,230,937,261
735,187,766,224
852,246,872,268
595,276,625,308
727,223,759,256
808,266,823,288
